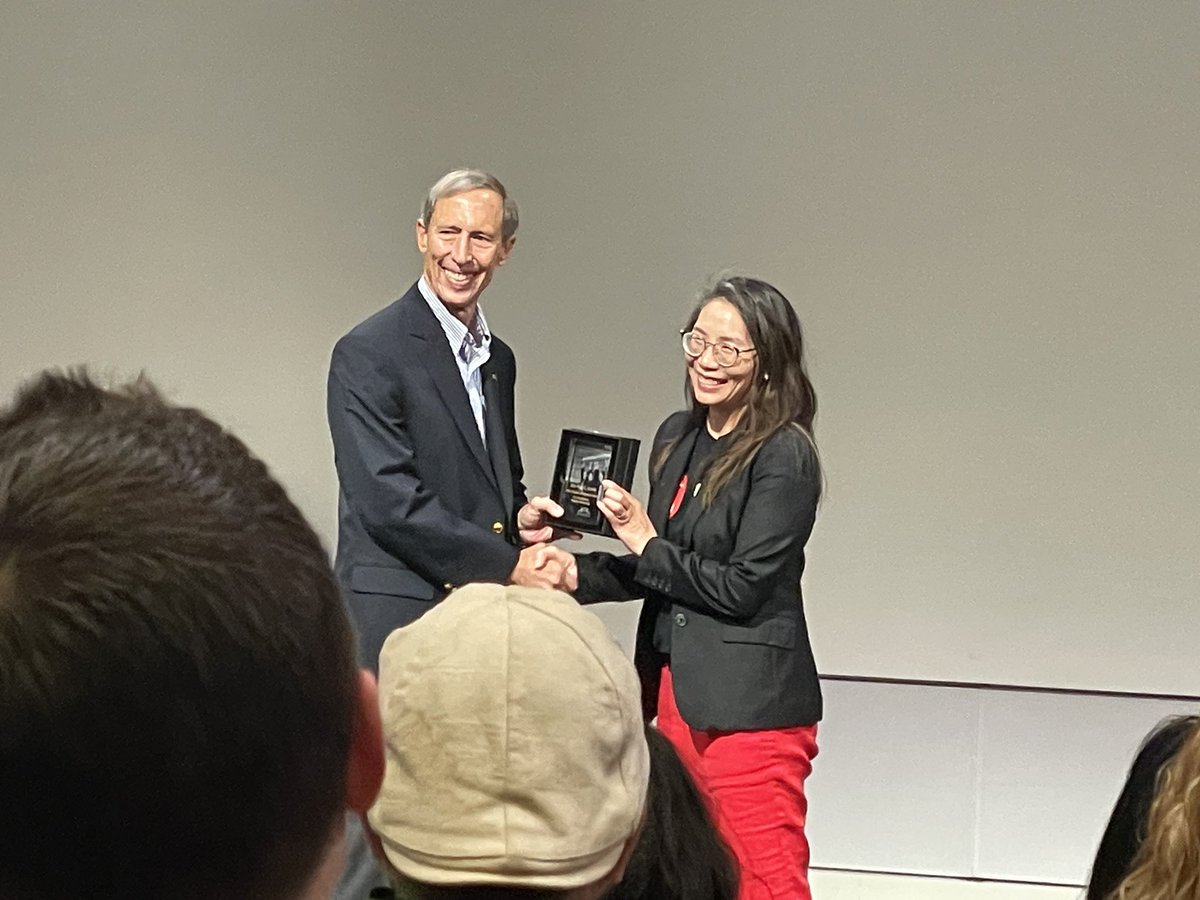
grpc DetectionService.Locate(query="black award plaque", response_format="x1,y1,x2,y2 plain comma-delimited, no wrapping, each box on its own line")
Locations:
550,429,641,537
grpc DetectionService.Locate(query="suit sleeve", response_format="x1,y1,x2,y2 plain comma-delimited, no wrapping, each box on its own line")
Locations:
633,432,819,622
327,337,520,586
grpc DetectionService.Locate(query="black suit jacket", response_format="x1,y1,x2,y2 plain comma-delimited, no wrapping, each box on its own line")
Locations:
576,411,822,731
327,283,526,670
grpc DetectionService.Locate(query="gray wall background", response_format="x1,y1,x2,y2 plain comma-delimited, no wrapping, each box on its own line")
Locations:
3,3,1197,694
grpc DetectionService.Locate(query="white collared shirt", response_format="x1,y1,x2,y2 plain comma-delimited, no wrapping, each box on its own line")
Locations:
418,276,492,446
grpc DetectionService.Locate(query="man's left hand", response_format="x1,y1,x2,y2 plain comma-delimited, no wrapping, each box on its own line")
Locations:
518,496,582,544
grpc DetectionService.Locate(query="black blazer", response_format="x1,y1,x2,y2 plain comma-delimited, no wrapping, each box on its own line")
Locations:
327,283,527,670
576,411,821,731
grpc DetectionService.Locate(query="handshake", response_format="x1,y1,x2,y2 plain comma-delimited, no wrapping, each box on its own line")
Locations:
509,496,580,592
506,478,653,592
511,542,578,592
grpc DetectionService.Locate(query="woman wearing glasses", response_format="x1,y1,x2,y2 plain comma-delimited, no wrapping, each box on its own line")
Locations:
568,275,823,900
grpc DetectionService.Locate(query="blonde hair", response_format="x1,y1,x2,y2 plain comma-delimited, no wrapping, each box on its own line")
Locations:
1111,722,1200,900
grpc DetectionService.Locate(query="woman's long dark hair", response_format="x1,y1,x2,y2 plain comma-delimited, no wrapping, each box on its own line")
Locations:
602,726,738,900
658,275,819,506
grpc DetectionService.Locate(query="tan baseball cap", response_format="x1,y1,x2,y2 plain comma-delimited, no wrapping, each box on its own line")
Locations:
368,583,650,889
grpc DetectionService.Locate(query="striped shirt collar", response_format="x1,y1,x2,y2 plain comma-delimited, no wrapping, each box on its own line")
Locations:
417,276,491,359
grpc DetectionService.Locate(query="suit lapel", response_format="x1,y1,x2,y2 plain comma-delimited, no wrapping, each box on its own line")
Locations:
672,459,709,551
408,300,498,493
482,363,513,513
648,427,697,533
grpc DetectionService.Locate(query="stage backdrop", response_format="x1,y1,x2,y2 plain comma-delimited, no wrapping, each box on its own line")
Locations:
2,1,1197,695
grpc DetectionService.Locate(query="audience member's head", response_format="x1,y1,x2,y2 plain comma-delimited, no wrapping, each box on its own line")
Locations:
1090,715,1200,900
0,370,384,900
368,583,649,900
602,726,738,900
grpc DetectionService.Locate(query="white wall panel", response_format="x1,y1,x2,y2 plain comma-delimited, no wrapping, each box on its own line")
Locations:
974,692,1196,884
808,678,1199,885
807,680,980,875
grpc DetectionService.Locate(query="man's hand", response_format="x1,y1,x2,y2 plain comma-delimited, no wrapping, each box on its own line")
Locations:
510,543,578,592
517,496,582,544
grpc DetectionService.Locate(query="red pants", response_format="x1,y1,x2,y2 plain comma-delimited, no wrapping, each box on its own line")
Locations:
656,666,818,900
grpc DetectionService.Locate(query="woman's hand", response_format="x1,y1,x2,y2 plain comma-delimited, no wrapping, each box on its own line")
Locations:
517,496,582,545
597,480,657,556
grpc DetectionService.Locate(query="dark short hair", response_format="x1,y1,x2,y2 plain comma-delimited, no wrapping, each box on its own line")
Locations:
0,370,358,900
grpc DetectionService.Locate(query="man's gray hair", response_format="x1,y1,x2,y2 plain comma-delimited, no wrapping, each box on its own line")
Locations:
419,169,519,241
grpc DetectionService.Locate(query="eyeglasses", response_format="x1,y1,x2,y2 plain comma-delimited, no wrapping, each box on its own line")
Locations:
680,331,756,368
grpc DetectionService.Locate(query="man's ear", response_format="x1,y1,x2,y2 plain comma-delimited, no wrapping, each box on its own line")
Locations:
415,219,429,254
344,668,385,813
497,235,517,266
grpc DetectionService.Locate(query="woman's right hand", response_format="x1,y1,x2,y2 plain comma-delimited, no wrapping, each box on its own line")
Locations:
597,480,658,556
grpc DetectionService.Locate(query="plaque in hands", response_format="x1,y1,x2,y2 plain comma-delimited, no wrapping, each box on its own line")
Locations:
550,429,640,538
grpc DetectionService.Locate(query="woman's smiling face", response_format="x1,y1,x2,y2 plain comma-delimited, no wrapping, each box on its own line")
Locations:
686,298,757,428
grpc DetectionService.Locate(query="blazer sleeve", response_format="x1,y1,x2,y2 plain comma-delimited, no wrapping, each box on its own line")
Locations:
327,336,520,586
633,430,819,622
573,551,642,604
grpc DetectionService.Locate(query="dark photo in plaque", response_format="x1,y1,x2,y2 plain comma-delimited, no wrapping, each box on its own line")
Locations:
550,429,640,537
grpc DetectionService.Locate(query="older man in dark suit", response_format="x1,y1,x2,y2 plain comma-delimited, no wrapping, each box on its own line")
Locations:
326,169,576,900
328,168,575,673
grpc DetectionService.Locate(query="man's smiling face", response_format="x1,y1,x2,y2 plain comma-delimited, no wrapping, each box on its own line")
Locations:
416,188,513,322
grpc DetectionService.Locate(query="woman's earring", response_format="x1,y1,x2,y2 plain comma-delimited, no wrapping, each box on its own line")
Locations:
763,373,770,382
